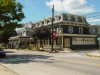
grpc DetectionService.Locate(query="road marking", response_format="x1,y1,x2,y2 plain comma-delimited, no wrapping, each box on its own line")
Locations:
55,58,100,67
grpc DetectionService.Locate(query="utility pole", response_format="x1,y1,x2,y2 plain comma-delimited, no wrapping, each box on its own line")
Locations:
51,5,54,52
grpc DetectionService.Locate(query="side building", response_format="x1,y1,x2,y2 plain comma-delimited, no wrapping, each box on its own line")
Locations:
34,13,97,50
90,25,100,49
8,22,35,49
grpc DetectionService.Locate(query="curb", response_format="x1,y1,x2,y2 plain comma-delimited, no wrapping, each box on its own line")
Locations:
86,53,100,58
0,64,19,75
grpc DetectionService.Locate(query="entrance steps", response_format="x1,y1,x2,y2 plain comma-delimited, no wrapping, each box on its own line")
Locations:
62,48,73,52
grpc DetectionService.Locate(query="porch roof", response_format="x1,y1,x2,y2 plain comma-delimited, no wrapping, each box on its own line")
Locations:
8,36,32,40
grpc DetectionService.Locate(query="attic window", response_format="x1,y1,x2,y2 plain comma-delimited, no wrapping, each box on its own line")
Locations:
53,18,55,21
59,16,61,20
78,17,82,23
66,16,68,21
47,20,49,23
37,23,39,26
42,22,44,24
70,16,75,22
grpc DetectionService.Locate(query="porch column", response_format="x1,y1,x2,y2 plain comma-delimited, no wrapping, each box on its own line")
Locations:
48,39,49,45
54,40,56,45
62,36,63,47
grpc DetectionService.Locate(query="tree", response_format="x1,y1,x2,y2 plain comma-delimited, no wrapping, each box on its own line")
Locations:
0,0,24,44
32,27,51,47
1,30,17,44
0,0,25,30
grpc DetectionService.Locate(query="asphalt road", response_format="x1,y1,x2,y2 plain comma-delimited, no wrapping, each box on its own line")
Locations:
0,49,100,75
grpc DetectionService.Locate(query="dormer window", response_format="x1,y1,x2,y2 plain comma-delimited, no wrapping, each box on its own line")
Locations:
83,18,88,24
59,16,61,20
70,16,75,22
53,18,55,21
42,22,44,25
37,23,39,26
66,16,68,21
47,20,49,24
78,17,82,23
63,15,68,21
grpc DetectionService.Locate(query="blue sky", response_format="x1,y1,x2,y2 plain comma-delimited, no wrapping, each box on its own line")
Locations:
17,0,100,25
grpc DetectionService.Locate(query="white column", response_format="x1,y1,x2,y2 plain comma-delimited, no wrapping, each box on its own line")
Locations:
48,39,49,45
62,36,63,47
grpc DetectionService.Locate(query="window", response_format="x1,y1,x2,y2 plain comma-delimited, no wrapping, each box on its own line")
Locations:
79,27,83,34
37,23,39,26
78,17,82,23
59,16,61,20
66,16,68,21
63,15,68,21
47,20,49,24
57,26,62,33
53,18,55,21
42,22,44,25
89,28,95,34
68,26,73,33
70,16,75,22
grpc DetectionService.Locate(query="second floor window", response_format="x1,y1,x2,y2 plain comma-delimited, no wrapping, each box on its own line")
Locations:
79,27,83,34
70,16,75,22
78,17,83,23
68,26,73,33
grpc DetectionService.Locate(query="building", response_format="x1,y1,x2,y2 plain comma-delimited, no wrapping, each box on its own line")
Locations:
8,22,35,49
17,22,35,36
34,13,97,50
90,25,100,49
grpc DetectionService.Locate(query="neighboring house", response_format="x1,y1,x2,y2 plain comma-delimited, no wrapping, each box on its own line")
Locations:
17,28,33,37
8,22,35,49
90,25,100,49
34,13,97,50
90,25,100,35
17,22,35,37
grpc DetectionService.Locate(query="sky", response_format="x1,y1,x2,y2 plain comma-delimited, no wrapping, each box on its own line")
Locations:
16,0,100,25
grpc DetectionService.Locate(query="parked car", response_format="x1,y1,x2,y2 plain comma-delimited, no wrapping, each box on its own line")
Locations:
0,48,6,58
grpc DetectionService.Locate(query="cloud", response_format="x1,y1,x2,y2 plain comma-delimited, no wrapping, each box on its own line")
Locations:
87,18,100,23
46,0,95,15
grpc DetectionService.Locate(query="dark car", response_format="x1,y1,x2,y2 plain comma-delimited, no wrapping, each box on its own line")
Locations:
0,48,6,58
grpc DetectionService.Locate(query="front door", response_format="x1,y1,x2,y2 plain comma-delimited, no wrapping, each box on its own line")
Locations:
64,38,70,47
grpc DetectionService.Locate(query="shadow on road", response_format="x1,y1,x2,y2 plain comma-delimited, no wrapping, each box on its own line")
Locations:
5,51,15,53
0,54,54,64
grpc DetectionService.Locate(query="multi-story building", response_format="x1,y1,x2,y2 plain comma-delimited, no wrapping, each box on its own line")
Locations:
8,22,35,49
34,13,97,50
17,22,35,36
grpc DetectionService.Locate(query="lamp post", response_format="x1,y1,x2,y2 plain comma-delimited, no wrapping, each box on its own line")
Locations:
51,5,54,52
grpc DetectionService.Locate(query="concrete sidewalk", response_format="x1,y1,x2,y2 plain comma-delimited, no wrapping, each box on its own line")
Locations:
0,64,19,75
86,51,100,57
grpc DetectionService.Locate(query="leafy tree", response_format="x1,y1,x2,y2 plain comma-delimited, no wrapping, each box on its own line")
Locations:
0,0,25,30
0,0,24,44
32,27,51,47
1,30,17,44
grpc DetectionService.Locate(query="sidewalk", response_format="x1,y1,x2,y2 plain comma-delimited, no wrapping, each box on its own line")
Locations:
86,50,100,57
0,64,19,75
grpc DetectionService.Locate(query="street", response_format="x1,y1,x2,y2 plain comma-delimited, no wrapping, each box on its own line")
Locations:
0,49,100,75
